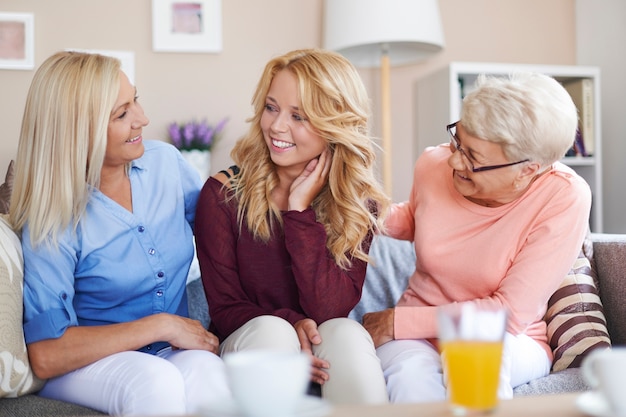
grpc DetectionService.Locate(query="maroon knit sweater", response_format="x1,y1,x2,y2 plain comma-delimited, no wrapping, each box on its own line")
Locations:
194,177,371,341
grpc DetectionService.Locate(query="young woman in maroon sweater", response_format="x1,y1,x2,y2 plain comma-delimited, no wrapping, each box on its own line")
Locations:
195,48,390,405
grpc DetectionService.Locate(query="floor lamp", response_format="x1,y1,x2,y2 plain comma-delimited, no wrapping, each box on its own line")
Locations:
323,0,445,196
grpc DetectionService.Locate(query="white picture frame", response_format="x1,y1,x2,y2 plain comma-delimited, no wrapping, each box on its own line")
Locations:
152,0,222,53
0,12,34,70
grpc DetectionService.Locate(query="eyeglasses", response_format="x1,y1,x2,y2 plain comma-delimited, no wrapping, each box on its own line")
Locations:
446,121,529,173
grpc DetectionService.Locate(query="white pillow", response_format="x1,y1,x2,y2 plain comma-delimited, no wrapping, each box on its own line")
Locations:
0,214,45,397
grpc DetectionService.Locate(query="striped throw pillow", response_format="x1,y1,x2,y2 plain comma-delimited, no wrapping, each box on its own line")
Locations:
545,239,611,372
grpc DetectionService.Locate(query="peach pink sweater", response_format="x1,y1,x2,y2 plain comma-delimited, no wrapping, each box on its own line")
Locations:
386,145,591,359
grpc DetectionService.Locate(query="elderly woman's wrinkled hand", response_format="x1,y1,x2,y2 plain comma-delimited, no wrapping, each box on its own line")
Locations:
363,308,395,348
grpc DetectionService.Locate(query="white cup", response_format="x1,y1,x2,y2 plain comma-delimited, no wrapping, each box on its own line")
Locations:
223,350,311,417
582,347,626,416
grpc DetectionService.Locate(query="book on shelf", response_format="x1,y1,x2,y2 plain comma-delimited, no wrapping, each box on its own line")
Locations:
566,128,587,157
563,78,594,157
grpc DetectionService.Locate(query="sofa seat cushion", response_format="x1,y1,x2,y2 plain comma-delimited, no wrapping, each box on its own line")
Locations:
0,394,104,416
512,368,588,396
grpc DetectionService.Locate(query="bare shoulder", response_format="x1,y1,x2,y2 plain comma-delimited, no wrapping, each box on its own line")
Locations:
212,165,240,187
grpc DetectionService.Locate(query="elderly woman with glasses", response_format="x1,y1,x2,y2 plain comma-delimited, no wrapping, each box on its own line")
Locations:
362,72,591,403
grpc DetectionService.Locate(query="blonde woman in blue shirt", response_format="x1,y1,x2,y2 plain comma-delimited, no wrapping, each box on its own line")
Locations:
9,51,229,416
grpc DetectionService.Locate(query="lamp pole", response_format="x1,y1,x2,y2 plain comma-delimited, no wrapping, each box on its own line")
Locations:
380,44,392,196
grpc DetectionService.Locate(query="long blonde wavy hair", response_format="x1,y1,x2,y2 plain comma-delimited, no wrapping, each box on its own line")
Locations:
9,51,121,247
230,48,390,269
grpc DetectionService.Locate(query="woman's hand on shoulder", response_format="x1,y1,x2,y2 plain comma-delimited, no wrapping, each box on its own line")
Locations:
362,308,395,348
157,313,220,354
288,149,331,212
294,318,330,385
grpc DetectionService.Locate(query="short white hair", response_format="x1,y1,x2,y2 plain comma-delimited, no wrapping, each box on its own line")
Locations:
461,72,578,166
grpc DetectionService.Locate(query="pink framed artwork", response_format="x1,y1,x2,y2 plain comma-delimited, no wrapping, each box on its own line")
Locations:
0,12,34,70
152,0,222,53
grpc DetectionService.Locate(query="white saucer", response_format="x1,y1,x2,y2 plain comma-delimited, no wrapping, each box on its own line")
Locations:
576,391,616,417
199,395,332,417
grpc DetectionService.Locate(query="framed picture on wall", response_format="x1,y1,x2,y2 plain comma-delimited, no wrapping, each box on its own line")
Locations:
152,0,222,53
0,12,34,70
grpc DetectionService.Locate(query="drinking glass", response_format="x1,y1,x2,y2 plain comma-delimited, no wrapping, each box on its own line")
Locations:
437,304,507,415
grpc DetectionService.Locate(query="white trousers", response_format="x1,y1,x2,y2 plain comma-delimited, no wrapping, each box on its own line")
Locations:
220,315,389,405
38,348,230,416
377,332,551,403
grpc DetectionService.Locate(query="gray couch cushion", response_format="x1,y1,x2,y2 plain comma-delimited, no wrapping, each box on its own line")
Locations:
349,235,415,323
513,368,588,396
188,278,210,329
0,394,103,416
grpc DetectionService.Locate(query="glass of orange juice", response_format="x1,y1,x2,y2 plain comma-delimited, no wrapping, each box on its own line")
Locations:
437,304,507,415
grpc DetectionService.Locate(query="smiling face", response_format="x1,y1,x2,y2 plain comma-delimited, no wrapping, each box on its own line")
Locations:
447,122,530,207
104,71,149,170
260,69,326,177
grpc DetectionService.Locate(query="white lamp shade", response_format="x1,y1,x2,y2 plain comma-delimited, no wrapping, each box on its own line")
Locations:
323,0,445,67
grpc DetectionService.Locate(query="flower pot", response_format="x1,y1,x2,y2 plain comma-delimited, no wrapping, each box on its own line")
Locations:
180,149,211,183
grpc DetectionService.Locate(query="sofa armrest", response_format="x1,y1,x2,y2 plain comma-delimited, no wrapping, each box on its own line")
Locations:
590,233,626,345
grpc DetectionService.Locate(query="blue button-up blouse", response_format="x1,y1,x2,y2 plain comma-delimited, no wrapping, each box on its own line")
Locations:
22,140,202,353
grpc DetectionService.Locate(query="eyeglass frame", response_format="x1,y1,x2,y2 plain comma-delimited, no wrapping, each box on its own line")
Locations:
446,121,529,173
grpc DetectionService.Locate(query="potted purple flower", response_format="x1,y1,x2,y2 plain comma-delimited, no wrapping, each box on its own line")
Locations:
168,117,228,152
168,117,228,181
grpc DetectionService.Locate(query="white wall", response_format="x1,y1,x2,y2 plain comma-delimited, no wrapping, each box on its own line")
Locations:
576,0,626,233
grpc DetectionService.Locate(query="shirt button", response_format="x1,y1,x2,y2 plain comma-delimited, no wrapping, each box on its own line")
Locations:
157,271,164,278
61,293,67,300
148,248,155,255
156,290,163,297
146,344,152,351
138,226,145,233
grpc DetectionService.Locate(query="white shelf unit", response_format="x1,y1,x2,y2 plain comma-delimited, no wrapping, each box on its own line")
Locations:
415,62,603,232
